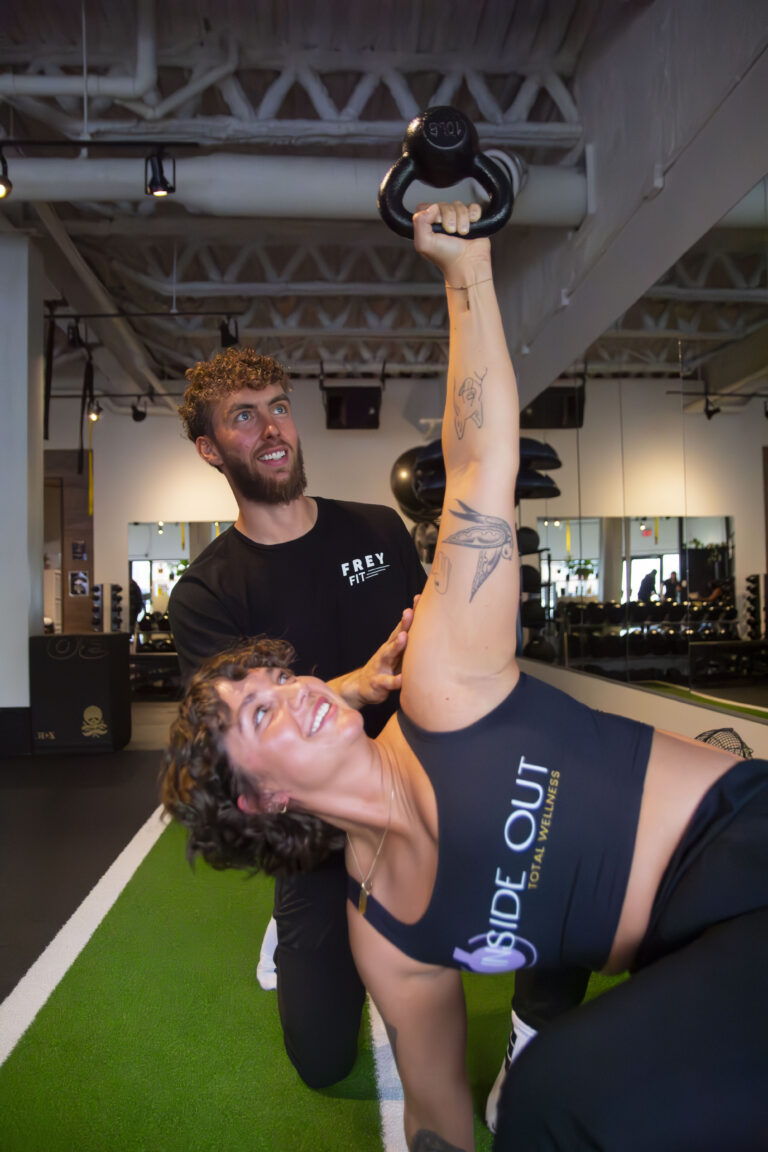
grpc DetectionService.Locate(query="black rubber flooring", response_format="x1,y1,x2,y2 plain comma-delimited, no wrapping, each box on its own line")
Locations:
0,747,164,1002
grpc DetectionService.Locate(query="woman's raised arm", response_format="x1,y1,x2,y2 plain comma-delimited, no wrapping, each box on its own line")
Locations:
401,202,521,731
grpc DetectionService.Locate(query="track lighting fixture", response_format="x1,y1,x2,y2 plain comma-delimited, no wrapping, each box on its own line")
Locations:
87,399,103,422
145,152,175,198
0,150,11,199
131,396,148,422
220,316,239,348
704,396,720,420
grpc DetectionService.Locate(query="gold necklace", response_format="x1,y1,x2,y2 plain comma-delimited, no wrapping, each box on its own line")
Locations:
347,784,394,916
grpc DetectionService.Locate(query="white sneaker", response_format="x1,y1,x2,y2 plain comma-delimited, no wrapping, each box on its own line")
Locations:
256,915,278,991
485,1012,538,1133
485,1051,511,1134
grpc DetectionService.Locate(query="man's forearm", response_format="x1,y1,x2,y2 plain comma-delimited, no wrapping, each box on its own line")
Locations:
327,668,366,709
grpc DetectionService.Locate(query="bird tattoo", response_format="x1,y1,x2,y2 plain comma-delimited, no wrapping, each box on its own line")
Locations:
443,500,515,600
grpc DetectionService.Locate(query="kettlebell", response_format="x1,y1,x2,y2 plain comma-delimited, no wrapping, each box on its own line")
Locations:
378,106,514,239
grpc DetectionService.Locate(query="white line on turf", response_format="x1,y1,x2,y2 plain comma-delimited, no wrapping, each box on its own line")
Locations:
0,806,166,1067
1,806,406,1152
368,995,407,1151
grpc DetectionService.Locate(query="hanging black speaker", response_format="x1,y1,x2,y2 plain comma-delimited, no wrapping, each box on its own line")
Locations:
323,386,382,429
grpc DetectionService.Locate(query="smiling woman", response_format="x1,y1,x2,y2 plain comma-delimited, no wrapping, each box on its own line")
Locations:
218,663,364,811
161,203,768,1152
161,638,348,875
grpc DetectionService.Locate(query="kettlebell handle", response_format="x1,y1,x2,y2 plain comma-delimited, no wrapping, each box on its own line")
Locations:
378,106,514,240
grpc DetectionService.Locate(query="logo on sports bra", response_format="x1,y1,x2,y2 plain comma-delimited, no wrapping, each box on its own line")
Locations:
453,932,537,973
340,553,390,586
452,755,560,974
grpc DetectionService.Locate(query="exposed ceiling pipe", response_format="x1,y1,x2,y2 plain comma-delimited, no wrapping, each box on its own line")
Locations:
117,36,238,122
2,154,589,228
0,0,157,100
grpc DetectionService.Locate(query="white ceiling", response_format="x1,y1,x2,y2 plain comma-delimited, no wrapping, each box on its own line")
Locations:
2,0,768,419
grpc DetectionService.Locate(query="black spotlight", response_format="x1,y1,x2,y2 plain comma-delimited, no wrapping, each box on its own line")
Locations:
0,150,11,200
131,397,147,422
220,317,239,348
145,152,175,197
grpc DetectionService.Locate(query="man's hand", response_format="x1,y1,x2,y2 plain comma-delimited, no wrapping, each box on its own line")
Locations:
329,598,420,709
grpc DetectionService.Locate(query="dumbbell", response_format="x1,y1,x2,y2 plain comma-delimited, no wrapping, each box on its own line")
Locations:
378,105,514,239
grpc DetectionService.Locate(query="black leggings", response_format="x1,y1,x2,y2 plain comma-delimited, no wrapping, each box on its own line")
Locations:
512,965,590,1031
495,761,768,1150
273,849,366,1089
495,908,768,1151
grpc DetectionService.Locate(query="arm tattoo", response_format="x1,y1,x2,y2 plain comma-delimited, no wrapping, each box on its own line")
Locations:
431,551,451,594
443,500,514,601
453,367,486,439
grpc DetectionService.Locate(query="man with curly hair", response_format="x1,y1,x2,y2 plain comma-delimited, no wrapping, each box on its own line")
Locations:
168,346,426,1089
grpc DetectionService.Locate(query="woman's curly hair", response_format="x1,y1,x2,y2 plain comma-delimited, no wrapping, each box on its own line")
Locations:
160,638,345,875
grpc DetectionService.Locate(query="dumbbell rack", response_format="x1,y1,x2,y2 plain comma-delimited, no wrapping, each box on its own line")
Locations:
553,597,741,687
130,612,181,700
744,574,768,640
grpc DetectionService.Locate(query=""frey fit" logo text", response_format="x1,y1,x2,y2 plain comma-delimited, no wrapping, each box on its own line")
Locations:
340,553,389,585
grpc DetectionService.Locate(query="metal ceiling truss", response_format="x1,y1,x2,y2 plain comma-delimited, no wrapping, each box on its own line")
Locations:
84,239,444,298
1,2,593,396
7,1,764,404
3,54,583,161
586,245,768,378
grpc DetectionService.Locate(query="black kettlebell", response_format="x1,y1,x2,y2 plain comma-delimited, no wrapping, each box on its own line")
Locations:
378,106,514,239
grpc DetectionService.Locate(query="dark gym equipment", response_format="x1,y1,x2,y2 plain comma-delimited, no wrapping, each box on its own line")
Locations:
378,106,514,239
110,582,123,632
29,633,131,753
394,434,562,520
521,564,541,593
744,574,765,639
520,437,562,471
412,520,439,564
413,439,446,508
520,599,545,628
522,635,556,663
516,468,561,500
390,446,438,523
604,601,627,626
91,582,103,631
517,526,539,555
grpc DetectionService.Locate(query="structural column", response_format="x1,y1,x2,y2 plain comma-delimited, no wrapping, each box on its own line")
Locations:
0,232,46,754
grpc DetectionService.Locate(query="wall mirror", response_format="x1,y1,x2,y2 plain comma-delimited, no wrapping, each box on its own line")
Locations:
515,171,768,712
127,521,233,621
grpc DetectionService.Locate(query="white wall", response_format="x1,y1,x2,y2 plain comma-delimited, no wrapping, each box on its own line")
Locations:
47,370,766,618
519,377,767,614
46,377,445,586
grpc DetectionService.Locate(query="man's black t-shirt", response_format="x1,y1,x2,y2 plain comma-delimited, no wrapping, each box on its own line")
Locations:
168,497,427,735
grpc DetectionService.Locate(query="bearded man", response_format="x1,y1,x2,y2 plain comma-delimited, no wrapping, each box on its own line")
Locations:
168,347,426,1088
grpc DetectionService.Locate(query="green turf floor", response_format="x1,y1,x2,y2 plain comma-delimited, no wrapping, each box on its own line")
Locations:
0,823,382,1151
0,821,624,1151
643,680,768,721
